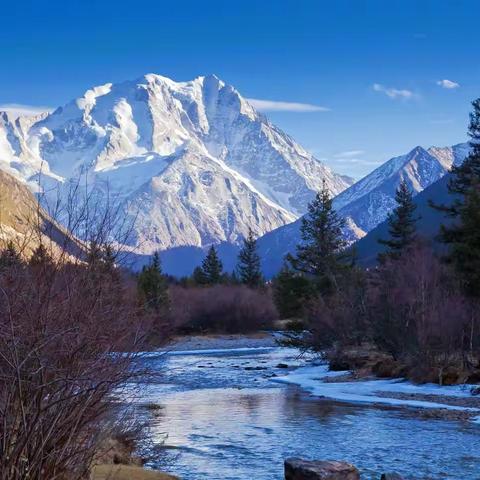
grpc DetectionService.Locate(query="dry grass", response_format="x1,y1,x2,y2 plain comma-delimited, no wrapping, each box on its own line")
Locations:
92,465,178,480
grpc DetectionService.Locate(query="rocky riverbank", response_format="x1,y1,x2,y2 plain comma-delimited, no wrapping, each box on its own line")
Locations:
327,344,480,386
92,433,178,480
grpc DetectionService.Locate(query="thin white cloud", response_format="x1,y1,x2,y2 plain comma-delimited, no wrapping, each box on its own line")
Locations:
436,79,460,89
0,103,53,118
247,98,330,112
430,118,455,125
334,150,365,158
373,83,416,100
332,157,380,166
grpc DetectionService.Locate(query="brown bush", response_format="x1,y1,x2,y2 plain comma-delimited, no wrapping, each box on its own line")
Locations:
169,285,278,333
0,256,154,480
303,241,480,382
368,243,480,364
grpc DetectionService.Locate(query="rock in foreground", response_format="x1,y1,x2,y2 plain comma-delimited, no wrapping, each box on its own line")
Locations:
285,458,360,480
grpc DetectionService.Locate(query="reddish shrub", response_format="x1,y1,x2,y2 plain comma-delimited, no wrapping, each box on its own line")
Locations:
169,285,278,333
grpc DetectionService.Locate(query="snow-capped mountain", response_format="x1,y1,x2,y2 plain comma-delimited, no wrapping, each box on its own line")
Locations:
257,142,470,276
354,172,455,266
0,74,351,254
335,143,470,240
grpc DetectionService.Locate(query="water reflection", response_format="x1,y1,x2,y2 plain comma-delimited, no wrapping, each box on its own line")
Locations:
137,348,480,480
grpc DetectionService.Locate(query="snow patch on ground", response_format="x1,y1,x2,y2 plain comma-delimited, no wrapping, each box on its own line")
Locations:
272,364,480,416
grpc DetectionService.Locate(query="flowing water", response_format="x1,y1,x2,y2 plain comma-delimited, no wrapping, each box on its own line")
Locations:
135,341,480,480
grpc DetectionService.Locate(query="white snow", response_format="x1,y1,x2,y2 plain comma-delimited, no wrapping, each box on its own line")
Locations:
272,364,480,417
0,73,350,253
332,144,470,238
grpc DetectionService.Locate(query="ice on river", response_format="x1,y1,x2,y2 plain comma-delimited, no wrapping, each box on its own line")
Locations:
272,364,480,420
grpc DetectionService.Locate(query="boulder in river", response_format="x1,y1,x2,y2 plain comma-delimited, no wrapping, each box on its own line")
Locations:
284,458,360,480
381,474,405,480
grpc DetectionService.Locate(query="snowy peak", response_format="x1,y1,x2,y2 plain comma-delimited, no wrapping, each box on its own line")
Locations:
257,141,470,277
333,143,470,237
0,73,350,254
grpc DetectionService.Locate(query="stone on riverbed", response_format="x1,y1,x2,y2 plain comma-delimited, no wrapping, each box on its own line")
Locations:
285,458,360,480
381,474,405,480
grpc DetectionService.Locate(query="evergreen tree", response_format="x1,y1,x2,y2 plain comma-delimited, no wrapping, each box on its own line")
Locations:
29,243,52,268
446,183,480,297
101,244,119,280
230,269,240,285
287,180,349,293
378,180,418,260
137,251,170,312
236,229,263,288
192,266,207,285
201,246,223,285
272,263,315,318
432,98,480,297
87,240,102,263
86,240,119,284
0,241,21,269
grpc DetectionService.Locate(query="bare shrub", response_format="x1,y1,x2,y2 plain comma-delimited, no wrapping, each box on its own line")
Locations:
305,268,368,351
0,178,160,480
169,285,278,333
368,242,480,362
301,240,480,383
0,256,152,479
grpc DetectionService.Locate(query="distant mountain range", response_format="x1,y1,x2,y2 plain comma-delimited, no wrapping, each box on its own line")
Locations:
353,171,457,265
0,74,351,258
0,73,470,276
258,143,469,277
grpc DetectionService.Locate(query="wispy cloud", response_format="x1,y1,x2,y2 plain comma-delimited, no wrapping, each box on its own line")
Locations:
436,79,460,89
372,83,416,100
247,98,330,113
0,103,53,117
334,150,365,158
430,118,455,125
332,157,380,166
330,150,381,167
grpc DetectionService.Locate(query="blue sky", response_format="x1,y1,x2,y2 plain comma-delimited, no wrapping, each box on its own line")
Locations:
1,0,478,178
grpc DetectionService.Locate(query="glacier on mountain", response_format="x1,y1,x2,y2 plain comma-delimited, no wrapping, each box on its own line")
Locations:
0,74,350,254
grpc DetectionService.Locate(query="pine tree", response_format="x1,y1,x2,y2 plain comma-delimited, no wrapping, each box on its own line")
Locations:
378,180,418,260
86,240,103,272
272,263,315,318
29,243,52,268
236,229,263,288
287,180,349,293
201,246,223,285
446,183,480,296
101,244,119,280
137,251,170,312
192,266,207,285
432,98,480,297
0,241,21,269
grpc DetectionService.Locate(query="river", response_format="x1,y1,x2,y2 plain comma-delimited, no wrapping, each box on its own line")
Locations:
133,336,480,480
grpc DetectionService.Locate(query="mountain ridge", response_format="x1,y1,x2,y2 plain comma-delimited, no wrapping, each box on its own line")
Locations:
0,73,350,255
257,142,469,277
